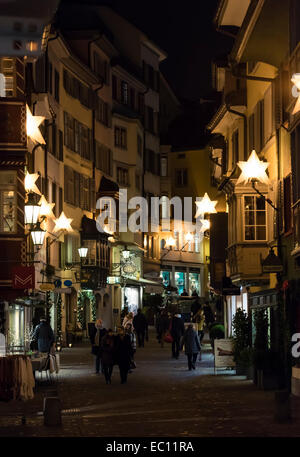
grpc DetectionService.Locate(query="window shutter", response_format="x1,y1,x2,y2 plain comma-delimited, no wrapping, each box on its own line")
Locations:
59,187,63,215
35,54,46,92
79,174,85,209
74,171,80,208
89,178,95,211
59,130,63,161
64,166,68,203
283,175,292,233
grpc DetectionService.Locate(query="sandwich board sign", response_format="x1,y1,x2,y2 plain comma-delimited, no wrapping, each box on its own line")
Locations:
214,338,235,373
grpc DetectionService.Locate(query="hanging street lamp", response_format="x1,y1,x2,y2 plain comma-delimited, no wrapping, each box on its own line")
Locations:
78,247,88,258
24,192,40,225
30,221,46,247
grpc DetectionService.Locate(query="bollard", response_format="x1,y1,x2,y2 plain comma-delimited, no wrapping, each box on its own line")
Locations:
44,397,62,426
274,390,291,423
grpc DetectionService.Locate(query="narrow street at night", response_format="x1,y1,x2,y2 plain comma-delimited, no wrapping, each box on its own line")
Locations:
0,328,300,438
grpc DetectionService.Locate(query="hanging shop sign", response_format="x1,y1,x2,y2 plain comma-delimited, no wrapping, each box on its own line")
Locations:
64,280,73,287
39,283,55,291
54,279,62,288
107,276,121,285
12,265,35,289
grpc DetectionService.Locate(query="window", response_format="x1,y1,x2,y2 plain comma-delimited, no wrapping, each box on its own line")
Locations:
135,173,140,190
0,172,16,233
248,113,255,154
58,130,63,161
51,123,57,158
137,134,143,157
112,75,117,100
80,124,91,160
117,167,129,186
114,126,127,149
194,233,200,253
175,169,188,187
96,97,109,126
244,195,266,241
161,195,169,220
232,129,239,166
283,174,292,233
64,111,91,159
0,58,15,97
147,106,154,132
64,112,75,151
95,142,112,175
59,187,63,215
161,157,167,177
121,81,128,105
52,182,57,216
54,69,59,102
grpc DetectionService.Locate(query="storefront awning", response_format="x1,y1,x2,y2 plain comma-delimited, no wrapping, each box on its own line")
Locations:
125,277,164,294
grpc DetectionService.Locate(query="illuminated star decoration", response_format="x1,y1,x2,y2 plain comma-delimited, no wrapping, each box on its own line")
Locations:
38,195,55,219
195,193,218,218
53,211,73,233
26,105,46,144
200,219,210,232
292,74,300,115
236,149,269,185
24,171,41,195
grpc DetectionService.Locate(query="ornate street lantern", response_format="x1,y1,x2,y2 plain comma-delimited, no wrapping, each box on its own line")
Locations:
24,192,40,225
30,221,46,246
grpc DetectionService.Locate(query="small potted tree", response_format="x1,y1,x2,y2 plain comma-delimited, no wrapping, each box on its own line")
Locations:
232,309,252,376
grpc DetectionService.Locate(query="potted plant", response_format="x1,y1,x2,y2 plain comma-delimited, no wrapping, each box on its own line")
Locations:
209,323,225,349
232,309,251,376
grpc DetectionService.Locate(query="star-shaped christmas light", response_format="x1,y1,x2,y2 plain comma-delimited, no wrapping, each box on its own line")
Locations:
200,219,210,232
26,105,46,144
24,171,41,195
38,195,55,219
236,149,269,185
195,193,218,218
292,74,300,115
53,211,73,233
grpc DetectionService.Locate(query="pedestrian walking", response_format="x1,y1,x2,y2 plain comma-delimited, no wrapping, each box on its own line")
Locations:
156,310,170,348
121,306,129,325
170,313,185,359
91,319,107,375
181,324,201,370
114,327,132,384
32,316,54,353
133,308,148,348
100,329,115,384
203,302,215,326
122,311,134,329
125,322,137,371
193,306,205,360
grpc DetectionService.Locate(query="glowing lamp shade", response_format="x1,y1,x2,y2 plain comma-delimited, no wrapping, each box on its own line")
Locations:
53,212,73,233
165,236,176,248
78,247,88,258
38,195,55,219
31,222,46,246
292,74,300,115
122,249,130,259
26,105,46,144
195,193,218,218
236,150,269,185
24,193,40,225
185,232,194,242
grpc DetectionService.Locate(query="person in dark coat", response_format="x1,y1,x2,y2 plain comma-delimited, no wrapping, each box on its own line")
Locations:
203,302,215,326
170,313,185,359
91,319,107,375
133,309,148,348
100,329,115,384
32,316,54,353
181,289,188,296
114,327,132,384
156,310,170,348
181,324,201,370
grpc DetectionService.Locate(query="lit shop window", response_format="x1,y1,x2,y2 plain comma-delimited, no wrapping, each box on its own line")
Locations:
175,271,186,295
160,271,170,288
0,172,16,233
244,195,266,241
189,272,200,296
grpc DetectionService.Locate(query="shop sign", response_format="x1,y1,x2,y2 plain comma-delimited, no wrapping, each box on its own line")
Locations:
107,276,121,285
0,101,26,149
214,339,235,370
39,283,55,291
12,265,35,289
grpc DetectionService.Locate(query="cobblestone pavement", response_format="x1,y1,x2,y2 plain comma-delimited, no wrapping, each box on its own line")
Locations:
0,327,300,437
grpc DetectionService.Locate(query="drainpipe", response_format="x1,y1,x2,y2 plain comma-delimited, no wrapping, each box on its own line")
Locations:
141,87,149,199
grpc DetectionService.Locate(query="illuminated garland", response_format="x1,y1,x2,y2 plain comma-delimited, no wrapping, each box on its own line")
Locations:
77,290,96,329
56,294,62,341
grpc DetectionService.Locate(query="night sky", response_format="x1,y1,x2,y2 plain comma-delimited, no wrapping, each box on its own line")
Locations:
61,0,234,102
